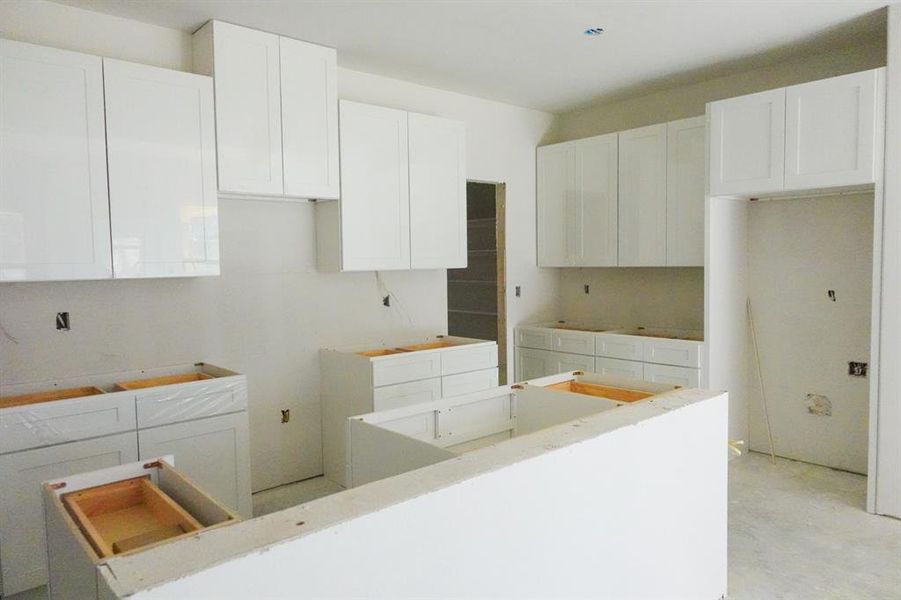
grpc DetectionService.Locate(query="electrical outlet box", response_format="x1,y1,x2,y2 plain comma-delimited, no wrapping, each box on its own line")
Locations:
56,312,70,331
848,362,868,377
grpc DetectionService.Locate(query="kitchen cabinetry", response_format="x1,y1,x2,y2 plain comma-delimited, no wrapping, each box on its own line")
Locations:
513,324,703,386
0,433,138,595
618,123,667,266
104,59,219,277
0,39,111,282
317,101,467,271
666,117,706,266
537,133,618,267
709,68,882,197
193,20,339,200
0,363,250,595
320,337,498,486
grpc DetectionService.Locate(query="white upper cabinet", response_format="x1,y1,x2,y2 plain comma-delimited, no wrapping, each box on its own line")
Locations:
785,69,880,190
537,142,574,267
577,134,619,266
198,21,283,197
618,123,667,266
336,101,410,271
536,133,617,267
409,113,467,269
318,102,466,272
280,36,340,200
194,21,338,201
666,117,706,266
0,39,111,282
104,59,219,278
708,88,786,196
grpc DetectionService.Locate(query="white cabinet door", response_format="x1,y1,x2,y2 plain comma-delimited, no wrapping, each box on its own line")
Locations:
280,36,339,200
618,124,667,266
409,113,467,269
339,101,410,270
666,117,706,266
643,363,700,388
576,133,618,266
211,22,283,196
537,142,575,267
104,59,219,278
785,69,880,190
709,88,786,196
0,433,137,595
514,326,554,351
515,348,552,382
595,357,645,380
0,39,111,282
549,351,595,374
139,413,252,518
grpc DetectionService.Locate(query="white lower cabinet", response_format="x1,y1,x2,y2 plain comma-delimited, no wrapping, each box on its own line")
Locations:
0,433,138,595
442,368,499,398
643,363,700,388
373,378,443,412
595,357,645,379
514,348,594,381
138,413,252,518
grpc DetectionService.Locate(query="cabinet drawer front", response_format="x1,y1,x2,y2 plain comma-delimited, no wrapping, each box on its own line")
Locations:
551,351,595,374
595,357,645,380
441,344,498,376
442,368,499,399
643,339,702,368
551,330,595,356
372,353,442,387
0,432,138,595
595,334,644,361
135,376,248,429
514,327,552,350
373,378,442,412
643,364,700,388
0,393,136,454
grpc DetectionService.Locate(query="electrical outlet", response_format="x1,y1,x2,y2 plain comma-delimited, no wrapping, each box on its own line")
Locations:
583,284,590,295
56,312,70,331
849,362,868,377
281,409,291,423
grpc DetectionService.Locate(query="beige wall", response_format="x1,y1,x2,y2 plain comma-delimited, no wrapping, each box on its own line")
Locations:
0,0,557,491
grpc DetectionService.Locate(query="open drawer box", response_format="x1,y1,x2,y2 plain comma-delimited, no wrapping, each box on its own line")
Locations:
43,457,239,600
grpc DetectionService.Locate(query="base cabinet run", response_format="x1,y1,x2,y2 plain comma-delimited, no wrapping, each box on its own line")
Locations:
0,363,251,597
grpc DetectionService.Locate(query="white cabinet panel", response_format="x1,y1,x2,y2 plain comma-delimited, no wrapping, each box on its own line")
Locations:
209,22,283,196
643,363,700,388
338,101,410,270
442,368,499,398
549,351,595,374
551,329,596,356
515,326,554,351
595,357,645,379
709,88,786,196
280,36,339,200
104,59,219,278
643,337,702,369
0,433,137,595
666,117,706,266
139,413,251,518
373,378,442,412
596,333,645,361
514,347,552,382
371,351,442,387
441,344,498,376
537,142,575,267
409,113,467,269
577,133,619,266
785,69,880,190
134,375,247,429
618,123,667,266
0,39,111,281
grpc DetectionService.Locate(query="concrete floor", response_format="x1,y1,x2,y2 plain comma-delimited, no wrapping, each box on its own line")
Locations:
12,452,900,599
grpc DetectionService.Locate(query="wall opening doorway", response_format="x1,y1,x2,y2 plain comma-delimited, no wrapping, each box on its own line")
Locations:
448,182,507,383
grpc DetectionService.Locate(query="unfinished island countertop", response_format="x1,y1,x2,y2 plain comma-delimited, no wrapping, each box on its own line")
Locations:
320,335,499,487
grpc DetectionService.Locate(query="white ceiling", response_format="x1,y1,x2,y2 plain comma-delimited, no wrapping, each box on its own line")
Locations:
51,0,887,113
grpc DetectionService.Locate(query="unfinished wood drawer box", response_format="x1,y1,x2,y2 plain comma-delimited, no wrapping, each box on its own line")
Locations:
371,352,443,387
128,371,248,429
440,344,498,376
0,391,136,454
373,378,443,412
442,368,499,398
44,458,239,600
643,338,701,369
551,329,596,356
